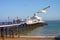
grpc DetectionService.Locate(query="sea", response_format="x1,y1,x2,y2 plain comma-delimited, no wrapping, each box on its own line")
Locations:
26,20,60,37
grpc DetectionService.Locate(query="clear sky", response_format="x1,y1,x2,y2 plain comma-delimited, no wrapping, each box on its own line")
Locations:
0,0,60,21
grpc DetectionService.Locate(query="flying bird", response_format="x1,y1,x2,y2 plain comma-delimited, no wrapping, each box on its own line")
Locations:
37,6,50,13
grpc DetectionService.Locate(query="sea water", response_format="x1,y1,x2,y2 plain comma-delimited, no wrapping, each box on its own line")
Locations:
27,20,60,36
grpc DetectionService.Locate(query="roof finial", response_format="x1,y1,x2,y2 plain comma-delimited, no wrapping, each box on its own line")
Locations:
34,13,37,16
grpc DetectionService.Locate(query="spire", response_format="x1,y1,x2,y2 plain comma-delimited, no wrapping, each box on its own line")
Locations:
34,13,37,16
26,16,31,20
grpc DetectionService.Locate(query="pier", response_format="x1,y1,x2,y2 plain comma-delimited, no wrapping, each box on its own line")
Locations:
0,22,24,40
0,23,60,40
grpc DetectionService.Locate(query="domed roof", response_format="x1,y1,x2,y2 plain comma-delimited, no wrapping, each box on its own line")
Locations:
31,15,42,20
14,16,22,20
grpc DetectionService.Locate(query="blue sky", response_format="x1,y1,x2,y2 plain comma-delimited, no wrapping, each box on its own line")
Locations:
0,0,60,21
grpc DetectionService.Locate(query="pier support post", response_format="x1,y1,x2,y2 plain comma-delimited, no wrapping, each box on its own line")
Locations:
10,27,14,38
1,27,5,40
